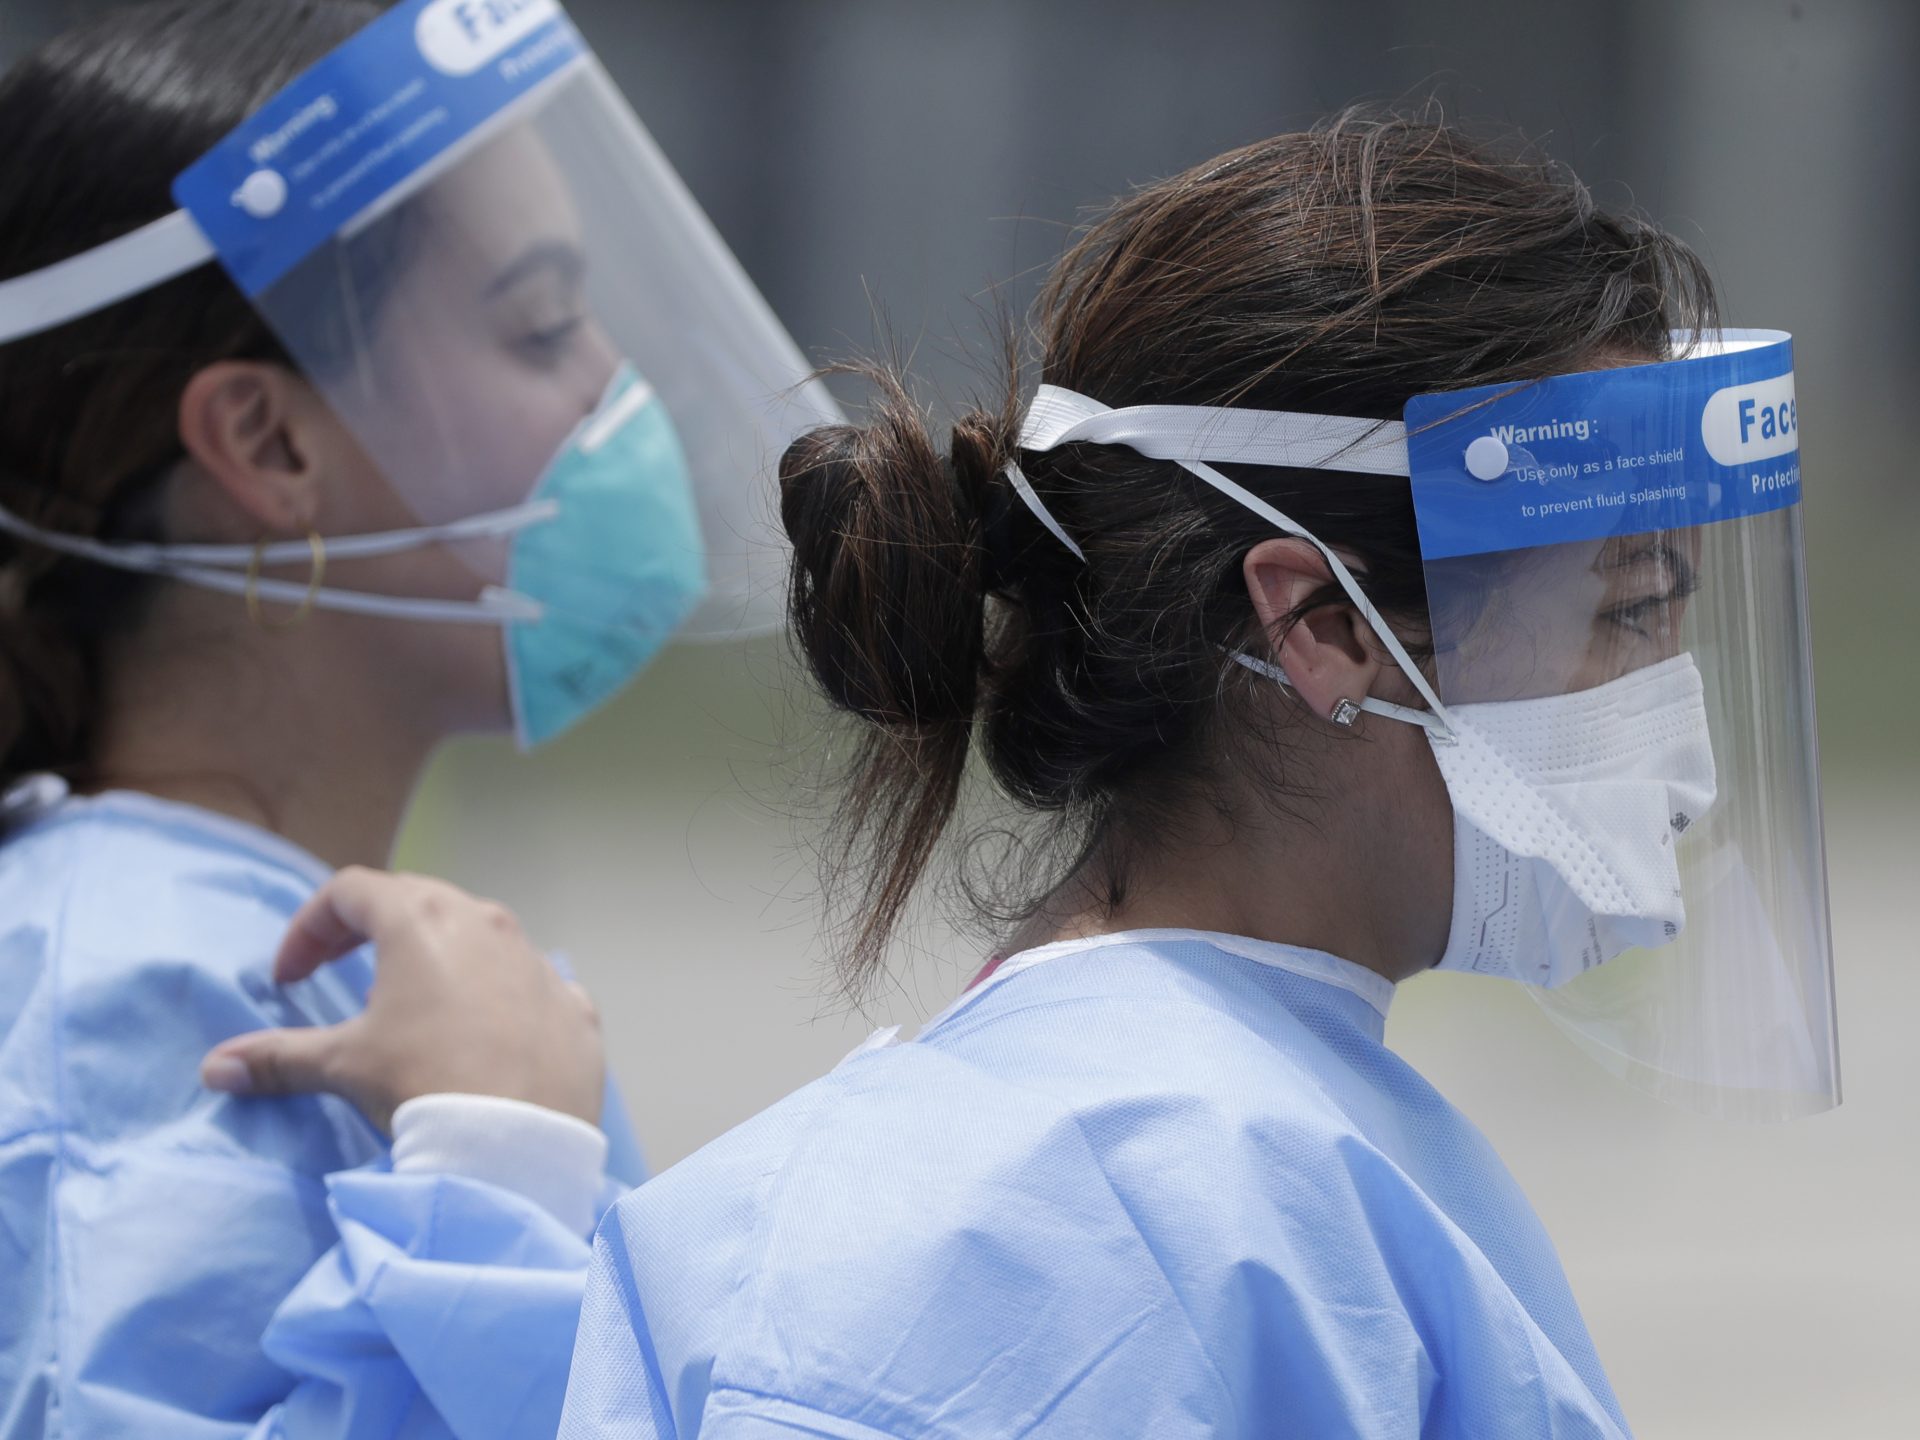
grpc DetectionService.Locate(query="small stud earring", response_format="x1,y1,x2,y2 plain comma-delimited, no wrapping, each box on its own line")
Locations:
1329,698,1361,727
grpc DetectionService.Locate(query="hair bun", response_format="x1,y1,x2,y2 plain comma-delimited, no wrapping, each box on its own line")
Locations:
778,369,989,735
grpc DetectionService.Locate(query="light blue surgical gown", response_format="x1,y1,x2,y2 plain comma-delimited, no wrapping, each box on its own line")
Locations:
0,783,645,1439
559,930,1630,1439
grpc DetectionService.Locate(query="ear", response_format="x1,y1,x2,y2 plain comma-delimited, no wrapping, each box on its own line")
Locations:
176,362,327,534
1242,537,1386,728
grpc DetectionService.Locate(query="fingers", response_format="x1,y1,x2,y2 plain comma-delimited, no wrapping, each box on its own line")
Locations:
201,1019,354,1100
274,867,447,983
275,866,380,983
247,869,574,1129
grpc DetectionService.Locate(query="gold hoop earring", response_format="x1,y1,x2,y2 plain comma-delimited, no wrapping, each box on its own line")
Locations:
245,531,325,631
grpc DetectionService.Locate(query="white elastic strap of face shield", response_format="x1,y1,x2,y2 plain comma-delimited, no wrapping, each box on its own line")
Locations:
0,210,215,344
0,499,553,624
1004,384,1456,740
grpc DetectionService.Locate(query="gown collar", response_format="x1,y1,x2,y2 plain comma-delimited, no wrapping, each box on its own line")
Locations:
2,772,335,889
917,926,1396,1046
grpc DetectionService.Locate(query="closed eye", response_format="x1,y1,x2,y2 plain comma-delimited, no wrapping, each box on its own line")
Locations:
1603,574,1699,638
514,315,586,365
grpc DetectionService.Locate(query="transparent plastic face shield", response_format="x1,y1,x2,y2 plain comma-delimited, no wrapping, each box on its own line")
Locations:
1405,336,1838,1120
244,57,837,639
0,0,835,644
1486,508,1837,1120
1003,331,1838,1121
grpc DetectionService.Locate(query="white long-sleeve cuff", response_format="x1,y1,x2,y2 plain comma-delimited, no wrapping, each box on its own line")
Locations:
390,1093,609,1238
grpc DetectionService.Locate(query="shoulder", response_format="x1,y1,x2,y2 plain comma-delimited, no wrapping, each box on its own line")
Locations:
1,798,319,967
925,940,1390,1175
589,943,1618,1437
595,1046,1235,1435
0,794,364,1002
622,939,1408,1274
598,951,1398,1436
601,944,1536,1433
0,797,375,1156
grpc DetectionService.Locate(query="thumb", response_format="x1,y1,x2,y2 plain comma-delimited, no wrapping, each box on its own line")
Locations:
202,1019,357,1101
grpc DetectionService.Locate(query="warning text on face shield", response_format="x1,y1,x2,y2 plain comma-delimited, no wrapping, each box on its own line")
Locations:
175,0,586,297
1402,333,1802,560
1523,481,1688,519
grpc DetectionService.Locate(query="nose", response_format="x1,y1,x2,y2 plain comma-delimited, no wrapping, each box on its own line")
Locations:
576,319,621,414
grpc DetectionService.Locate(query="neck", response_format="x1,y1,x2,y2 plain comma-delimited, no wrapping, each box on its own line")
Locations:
87,611,442,871
1005,796,1438,987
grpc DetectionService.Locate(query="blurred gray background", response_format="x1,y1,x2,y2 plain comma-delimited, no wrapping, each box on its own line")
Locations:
5,1,1915,1435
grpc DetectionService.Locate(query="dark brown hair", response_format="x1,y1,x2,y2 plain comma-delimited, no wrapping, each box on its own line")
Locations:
0,0,381,797
780,109,1719,993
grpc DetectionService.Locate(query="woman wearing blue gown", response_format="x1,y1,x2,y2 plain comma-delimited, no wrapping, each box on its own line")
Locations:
0,1,831,1434
232,110,1841,1436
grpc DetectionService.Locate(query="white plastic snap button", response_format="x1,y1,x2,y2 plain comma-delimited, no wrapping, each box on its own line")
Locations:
1464,434,1509,481
233,170,288,220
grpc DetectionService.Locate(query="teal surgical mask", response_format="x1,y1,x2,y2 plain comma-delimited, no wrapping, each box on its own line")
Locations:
504,362,707,748
0,360,710,750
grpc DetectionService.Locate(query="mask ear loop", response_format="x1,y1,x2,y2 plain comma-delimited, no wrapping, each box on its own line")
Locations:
1226,650,1450,735
1172,454,1457,744
0,499,550,624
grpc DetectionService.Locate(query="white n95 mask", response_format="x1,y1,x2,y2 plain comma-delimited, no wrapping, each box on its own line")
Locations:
1429,652,1718,987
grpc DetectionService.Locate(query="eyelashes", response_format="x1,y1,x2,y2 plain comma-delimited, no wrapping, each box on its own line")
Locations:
1603,573,1700,638
1597,536,1700,639
1605,594,1679,638
513,315,586,365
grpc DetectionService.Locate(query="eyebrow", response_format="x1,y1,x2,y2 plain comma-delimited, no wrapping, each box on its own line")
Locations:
1598,537,1697,589
485,241,586,298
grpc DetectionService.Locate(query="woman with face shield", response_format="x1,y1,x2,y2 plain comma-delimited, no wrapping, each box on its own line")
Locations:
0,1,832,1436
231,109,1840,1437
